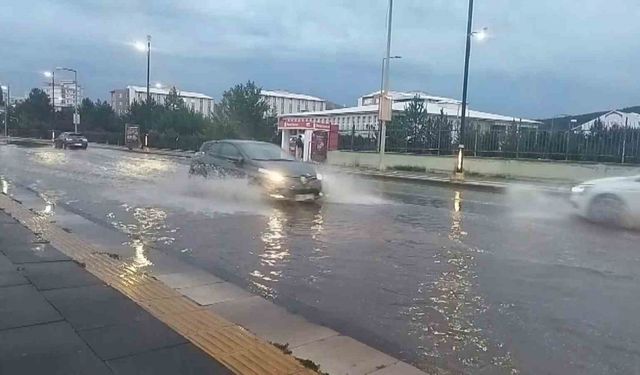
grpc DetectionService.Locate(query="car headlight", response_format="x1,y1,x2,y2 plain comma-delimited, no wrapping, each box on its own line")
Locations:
316,173,323,181
571,184,591,194
65,138,72,142
258,168,285,183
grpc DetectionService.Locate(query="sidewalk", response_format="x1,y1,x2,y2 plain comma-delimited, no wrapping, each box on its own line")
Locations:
0,210,233,374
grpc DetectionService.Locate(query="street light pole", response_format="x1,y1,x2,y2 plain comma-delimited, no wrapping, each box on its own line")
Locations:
378,56,401,152
456,0,475,174
146,34,151,104
2,85,8,138
378,0,394,170
44,71,56,127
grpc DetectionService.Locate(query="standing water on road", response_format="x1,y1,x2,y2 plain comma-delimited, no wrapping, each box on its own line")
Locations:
2,145,640,374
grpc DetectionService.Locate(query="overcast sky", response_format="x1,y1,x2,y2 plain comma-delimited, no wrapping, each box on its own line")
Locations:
1,0,639,118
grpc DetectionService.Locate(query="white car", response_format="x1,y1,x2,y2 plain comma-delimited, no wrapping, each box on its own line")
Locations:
570,175,640,226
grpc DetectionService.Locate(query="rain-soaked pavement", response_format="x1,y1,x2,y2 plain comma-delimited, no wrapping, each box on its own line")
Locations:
1,144,640,375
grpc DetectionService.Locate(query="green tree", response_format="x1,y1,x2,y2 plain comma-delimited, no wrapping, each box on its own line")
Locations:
14,89,52,134
164,86,185,111
79,98,120,132
214,81,276,141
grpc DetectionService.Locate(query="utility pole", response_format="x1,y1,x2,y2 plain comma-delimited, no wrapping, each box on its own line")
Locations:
378,0,394,170
456,0,475,174
146,34,151,104
2,85,8,138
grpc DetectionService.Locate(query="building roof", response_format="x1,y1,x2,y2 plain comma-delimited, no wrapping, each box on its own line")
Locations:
574,110,640,131
361,90,461,104
281,102,540,124
260,90,325,102
125,85,213,99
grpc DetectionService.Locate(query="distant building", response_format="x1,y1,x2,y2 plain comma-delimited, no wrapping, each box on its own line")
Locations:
43,79,84,111
110,86,214,116
573,110,640,131
279,100,539,134
358,90,461,107
260,90,326,116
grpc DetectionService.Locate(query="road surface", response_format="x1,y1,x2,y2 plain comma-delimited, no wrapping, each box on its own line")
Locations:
1,144,639,374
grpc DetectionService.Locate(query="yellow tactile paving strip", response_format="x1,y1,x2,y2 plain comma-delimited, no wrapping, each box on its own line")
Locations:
0,194,315,375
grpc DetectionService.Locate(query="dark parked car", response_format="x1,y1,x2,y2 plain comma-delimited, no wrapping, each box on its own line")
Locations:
54,132,88,149
189,140,323,201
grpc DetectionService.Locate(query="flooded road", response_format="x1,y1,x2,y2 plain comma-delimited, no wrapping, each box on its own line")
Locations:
2,144,640,374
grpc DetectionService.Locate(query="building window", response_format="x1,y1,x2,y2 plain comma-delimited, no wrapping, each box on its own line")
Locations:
296,100,301,112
288,101,293,113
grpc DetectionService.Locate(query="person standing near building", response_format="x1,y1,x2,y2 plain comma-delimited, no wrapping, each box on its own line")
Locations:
296,134,304,160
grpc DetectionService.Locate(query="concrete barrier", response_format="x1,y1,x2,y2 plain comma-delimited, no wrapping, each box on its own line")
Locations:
328,151,640,183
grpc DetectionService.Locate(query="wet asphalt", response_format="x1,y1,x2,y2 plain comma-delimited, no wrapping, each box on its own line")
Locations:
1,144,639,375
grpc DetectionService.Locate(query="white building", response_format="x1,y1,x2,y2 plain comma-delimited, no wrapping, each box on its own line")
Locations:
110,85,214,116
573,110,640,131
358,90,461,107
260,90,326,116
280,98,539,134
43,79,84,111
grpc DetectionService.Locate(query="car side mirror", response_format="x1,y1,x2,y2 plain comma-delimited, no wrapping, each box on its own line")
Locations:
229,156,244,164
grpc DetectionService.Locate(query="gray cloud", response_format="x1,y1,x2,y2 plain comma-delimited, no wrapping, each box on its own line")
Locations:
1,0,639,117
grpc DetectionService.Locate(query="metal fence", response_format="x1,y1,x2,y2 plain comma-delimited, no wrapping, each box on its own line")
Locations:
339,126,640,164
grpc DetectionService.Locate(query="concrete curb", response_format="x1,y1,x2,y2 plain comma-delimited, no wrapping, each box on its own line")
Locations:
336,168,572,195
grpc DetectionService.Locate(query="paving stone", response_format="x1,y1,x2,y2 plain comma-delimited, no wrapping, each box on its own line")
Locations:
2,243,71,263
0,214,18,224
209,295,338,348
0,254,17,272
0,223,39,247
0,270,29,287
44,285,153,330
0,321,112,375
292,335,398,375
156,270,224,289
22,261,103,290
0,284,62,330
180,282,252,305
107,343,233,375
368,361,428,375
78,315,187,360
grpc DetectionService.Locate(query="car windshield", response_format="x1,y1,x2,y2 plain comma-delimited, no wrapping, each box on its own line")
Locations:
240,142,294,161
68,133,83,137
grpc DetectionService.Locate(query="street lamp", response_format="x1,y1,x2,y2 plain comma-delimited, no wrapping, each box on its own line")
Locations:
456,0,487,174
56,67,79,132
43,71,55,127
378,0,395,170
1,84,8,138
133,35,152,103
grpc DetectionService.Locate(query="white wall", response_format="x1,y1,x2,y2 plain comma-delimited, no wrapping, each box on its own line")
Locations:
328,151,640,182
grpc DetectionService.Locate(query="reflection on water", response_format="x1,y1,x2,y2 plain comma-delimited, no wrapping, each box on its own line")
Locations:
109,206,179,270
250,204,326,299
406,190,517,373
251,208,289,298
31,150,67,166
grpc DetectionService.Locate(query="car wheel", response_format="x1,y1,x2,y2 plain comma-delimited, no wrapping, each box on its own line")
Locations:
587,194,628,226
